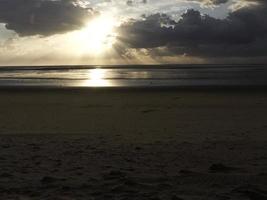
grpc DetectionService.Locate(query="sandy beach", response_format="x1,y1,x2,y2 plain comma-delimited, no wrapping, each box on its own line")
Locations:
0,89,267,199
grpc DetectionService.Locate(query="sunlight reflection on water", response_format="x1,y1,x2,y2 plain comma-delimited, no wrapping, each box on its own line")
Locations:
0,65,267,88
81,68,151,87
83,68,114,87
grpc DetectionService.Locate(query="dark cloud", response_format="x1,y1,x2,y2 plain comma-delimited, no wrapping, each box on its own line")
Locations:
212,0,229,4
192,0,229,5
0,0,94,36
117,2,267,57
118,14,176,48
126,0,148,6
126,0,133,6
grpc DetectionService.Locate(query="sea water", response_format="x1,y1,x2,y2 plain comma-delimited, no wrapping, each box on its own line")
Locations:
0,65,266,88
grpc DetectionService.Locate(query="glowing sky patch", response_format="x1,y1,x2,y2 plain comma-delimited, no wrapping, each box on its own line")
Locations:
0,0,266,65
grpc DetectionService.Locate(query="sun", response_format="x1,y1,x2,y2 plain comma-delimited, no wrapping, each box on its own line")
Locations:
72,15,117,55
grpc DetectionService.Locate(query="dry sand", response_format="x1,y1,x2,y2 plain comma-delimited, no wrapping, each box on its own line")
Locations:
0,89,266,200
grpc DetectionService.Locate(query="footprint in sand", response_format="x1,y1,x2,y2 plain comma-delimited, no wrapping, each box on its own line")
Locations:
232,185,267,200
142,109,157,113
209,163,240,173
103,170,126,180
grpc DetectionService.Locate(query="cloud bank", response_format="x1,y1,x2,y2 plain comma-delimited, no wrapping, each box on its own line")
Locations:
0,0,94,36
117,0,267,58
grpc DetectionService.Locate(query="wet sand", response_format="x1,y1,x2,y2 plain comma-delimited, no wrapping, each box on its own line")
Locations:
0,89,267,199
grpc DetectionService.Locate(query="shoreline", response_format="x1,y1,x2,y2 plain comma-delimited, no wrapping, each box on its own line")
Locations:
0,63,265,70
1,84,267,92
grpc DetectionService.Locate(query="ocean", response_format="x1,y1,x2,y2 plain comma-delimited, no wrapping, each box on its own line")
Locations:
0,64,266,88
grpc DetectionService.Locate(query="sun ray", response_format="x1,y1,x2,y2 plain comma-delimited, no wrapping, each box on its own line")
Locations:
70,14,117,55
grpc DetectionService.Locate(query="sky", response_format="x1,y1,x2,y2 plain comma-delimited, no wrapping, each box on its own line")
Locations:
0,0,266,65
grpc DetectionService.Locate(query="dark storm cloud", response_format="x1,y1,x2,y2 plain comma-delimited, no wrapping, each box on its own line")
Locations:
0,0,94,36
117,1,267,57
191,0,229,5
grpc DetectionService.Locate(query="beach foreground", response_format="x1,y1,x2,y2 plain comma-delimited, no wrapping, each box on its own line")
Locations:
0,89,267,199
